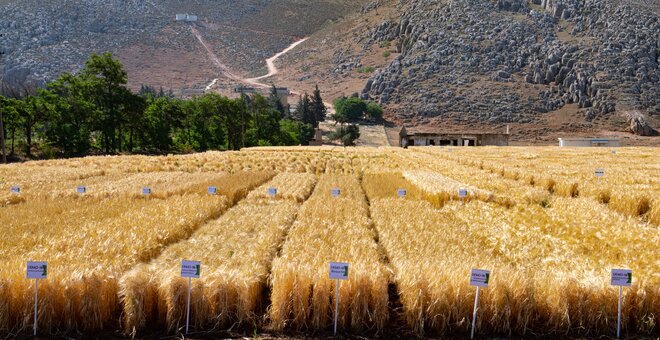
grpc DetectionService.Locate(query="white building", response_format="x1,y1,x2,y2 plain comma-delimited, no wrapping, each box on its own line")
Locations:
175,14,198,22
558,138,621,147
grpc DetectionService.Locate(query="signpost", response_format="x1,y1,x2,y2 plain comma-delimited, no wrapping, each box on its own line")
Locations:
611,149,617,155
268,187,277,197
180,260,201,334
397,189,406,198
142,187,152,195
10,186,20,194
611,269,632,339
595,169,605,180
208,186,217,195
76,186,86,194
27,261,48,336
329,262,349,336
459,188,468,203
469,268,490,339
331,188,341,197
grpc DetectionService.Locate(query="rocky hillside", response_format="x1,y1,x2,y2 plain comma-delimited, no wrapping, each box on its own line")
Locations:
0,0,365,91
273,0,659,143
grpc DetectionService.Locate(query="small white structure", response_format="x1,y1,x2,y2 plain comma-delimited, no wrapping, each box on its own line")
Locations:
176,14,198,22
558,138,621,147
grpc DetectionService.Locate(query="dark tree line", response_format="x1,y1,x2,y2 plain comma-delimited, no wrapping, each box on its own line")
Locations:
0,53,323,160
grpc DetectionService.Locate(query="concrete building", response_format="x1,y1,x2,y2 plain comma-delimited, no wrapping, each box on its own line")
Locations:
175,14,198,22
558,138,621,147
400,127,509,147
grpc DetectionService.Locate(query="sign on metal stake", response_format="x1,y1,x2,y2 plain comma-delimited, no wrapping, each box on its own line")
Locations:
208,186,217,195
331,188,341,197
611,269,632,339
397,189,406,198
77,186,86,194
268,187,277,197
329,262,349,336
27,261,47,336
469,268,490,339
142,187,152,195
181,260,201,334
10,186,20,194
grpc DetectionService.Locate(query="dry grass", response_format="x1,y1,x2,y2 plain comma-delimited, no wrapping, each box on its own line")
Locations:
269,174,389,332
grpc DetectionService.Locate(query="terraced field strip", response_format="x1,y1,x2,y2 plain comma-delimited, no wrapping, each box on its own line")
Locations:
120,172,317,333
412,147,659,223
367,194,659,335
0,172,272,333
270,174,389,331
396,150,550,207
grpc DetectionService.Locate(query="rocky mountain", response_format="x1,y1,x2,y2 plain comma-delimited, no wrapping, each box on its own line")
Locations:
1,0,658,143
361,0,659,135
0,0,365,91
272,0,659,143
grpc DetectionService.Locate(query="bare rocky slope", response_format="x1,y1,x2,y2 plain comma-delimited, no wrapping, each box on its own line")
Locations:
273,0,659,144
0,0,366,91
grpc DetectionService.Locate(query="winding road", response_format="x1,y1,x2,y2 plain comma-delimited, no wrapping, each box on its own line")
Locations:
190,25,307,91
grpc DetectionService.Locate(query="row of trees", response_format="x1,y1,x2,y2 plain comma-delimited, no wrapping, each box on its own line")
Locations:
0,53,327,160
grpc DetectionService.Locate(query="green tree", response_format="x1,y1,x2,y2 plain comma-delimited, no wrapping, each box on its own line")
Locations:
143,97,183,152
45,73,98,156
269,85,285,117
311,85,326,127
332,96,367,123
81,52,132,153
365,101,383,120
330,124,360,146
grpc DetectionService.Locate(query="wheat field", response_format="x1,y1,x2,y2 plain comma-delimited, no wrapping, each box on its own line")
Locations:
0,146,658,337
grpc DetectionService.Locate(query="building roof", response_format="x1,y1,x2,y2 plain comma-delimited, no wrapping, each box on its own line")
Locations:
400,126,509,137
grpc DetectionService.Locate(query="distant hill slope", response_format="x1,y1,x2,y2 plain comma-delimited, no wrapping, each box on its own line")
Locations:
272,0,659,144
0,0,366,92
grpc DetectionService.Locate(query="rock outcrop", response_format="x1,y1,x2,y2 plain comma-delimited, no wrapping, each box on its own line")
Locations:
359,0,659,127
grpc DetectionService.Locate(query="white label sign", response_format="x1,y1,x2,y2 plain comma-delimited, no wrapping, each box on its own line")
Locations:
10,186,20,194
208,186,217,195
77,186,86,194
142,187,152,195
331,188,341,197
26,262,48,279
329,262,349,280
595,169,605,177
470,269,490,287
611,149,617,154
397,189,406,197
459,188,468,198
611,269,632,286
268,187,277,197
181,260,201,278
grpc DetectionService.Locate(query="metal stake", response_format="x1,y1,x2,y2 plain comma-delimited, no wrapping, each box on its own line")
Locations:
33,278,38,336
334,279,340,336
471,286,480,339
186,277,191,334
617,285,622,339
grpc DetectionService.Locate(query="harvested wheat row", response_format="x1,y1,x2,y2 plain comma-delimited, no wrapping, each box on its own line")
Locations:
120,200,303,334
0,194,229,332
247,172,317,203
369,197,659,335
270,174,389,332
120,172,316,334
0,172,272,333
